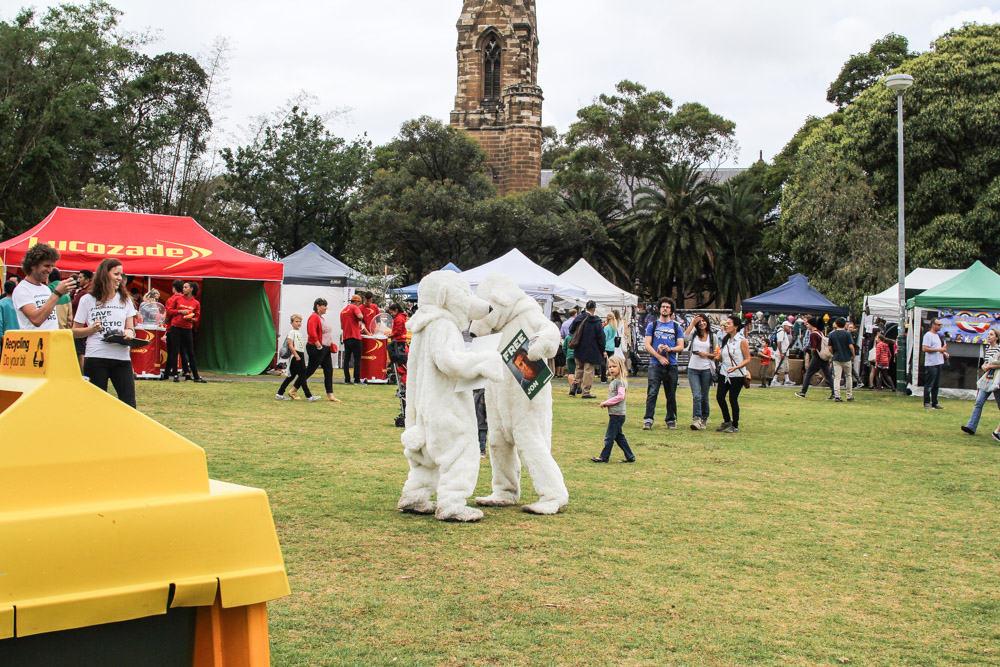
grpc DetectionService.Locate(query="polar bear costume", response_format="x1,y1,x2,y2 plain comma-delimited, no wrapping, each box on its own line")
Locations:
398,271,505,522
470,274,569,515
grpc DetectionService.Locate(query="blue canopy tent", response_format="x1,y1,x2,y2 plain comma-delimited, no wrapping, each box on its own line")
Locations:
742,273,848,317
398,262,461,299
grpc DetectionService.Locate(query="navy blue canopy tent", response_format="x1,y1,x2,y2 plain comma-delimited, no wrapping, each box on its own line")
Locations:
398,262,461,299
742,273,848,317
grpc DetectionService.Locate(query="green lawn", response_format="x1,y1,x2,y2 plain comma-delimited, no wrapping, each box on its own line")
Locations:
138,378,1000,666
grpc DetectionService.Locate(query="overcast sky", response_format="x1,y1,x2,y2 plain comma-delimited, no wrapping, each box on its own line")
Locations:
5,1,999,166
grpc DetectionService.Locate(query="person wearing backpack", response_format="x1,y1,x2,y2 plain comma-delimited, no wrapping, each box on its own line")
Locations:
642,297,684,430
795,317,835,400
770,320,795,386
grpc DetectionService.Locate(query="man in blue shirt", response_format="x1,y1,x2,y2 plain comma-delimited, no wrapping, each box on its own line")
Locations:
0,279,18,341
643,297,684,430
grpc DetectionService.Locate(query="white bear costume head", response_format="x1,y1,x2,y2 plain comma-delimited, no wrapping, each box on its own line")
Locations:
469,274,538,338
411,270,492,333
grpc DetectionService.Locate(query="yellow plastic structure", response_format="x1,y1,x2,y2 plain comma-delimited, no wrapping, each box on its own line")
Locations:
0,330,289,660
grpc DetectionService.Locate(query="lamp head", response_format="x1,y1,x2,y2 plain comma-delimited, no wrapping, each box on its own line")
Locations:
885,74,914,93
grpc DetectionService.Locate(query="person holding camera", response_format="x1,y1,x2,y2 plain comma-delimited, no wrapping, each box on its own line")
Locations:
12,243,80,331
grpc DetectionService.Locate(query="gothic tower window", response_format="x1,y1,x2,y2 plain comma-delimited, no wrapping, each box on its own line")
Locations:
483,35,501,102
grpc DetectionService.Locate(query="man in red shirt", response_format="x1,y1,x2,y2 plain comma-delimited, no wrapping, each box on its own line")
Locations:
340,293,365,384
361,292,380,331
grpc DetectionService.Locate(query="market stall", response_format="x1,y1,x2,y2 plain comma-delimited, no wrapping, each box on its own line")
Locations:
0,207,283,375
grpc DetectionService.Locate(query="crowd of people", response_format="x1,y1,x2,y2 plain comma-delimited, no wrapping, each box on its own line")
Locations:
0,242,209,408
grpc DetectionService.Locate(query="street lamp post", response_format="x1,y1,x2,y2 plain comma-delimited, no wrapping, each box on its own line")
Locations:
886,73,914,395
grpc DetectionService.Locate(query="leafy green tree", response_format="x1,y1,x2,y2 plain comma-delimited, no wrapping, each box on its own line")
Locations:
622,162,719,303
0,1,136,238
712,180,769,309
353,117,607,281
827,33,912,110
540,126,571,170
843,23,1000,271
218,105,372,259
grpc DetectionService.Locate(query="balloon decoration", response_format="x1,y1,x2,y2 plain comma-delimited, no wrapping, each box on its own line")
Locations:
764,312,770,318
755,311,764,320
823,314,830,323
744,312,753,320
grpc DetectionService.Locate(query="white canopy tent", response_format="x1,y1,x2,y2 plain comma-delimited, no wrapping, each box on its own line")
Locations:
556,258,638,313
456,248,586,315
864,268,964,322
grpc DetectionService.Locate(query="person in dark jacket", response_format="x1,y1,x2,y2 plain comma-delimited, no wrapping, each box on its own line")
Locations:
568,300,606,398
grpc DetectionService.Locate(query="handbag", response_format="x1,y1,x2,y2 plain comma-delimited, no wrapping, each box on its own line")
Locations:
614,335,621,348
279,337,292,359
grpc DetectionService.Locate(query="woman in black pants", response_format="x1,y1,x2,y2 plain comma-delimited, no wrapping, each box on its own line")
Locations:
715,314,751,434
72,258,139,407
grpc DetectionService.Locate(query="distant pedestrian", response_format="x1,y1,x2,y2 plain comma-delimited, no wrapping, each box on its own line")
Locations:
715,315,751,434
642,297,684,430
756,338,773,387
771,320,794,385
684,313,716,430
828,317,856,402
568,300,606,399
474,387,488,458
961,328,1000,435
276,314,313,401
795,317,834,400
591,356,635,463
922,317,949,409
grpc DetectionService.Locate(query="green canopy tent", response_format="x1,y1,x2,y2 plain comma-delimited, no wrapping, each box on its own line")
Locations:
904,261,1000,395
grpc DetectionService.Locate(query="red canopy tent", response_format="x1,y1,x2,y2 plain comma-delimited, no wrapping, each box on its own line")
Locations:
1,207,283,375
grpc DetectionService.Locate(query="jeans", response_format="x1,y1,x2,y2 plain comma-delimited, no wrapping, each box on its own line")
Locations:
716,375,743,428
801,355,833,395
644,363,678,423
280,356,311,397
964,389,1000,432
832,360,853,399
599,414,634,461
478,429,487,454
343,338,362,382
84,357,136,408
924,364,942,407
302,345,333,393
688,368,713,420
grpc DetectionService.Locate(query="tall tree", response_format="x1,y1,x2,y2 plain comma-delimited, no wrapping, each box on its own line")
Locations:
827,33,912,110
622,162,719,303
217,105,372,258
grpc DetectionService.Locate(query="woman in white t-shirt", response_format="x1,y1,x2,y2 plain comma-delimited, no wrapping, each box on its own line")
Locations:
715,314,751,434
684,314,717,430
73,259,138,408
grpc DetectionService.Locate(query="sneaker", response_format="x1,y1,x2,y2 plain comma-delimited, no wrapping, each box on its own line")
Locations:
666,421,677,430
698,418,708,430
992,431,1000,442
690,420,700,431
480,451,486,458
846,397,855,402
307,396,322,402
933,405,944,410
723,425,739,434
924,404,933,409
961,425,975,435
833,397,843,402
715,421,732,432
642,419,652,431
275,394,291,401
794,392,806,398
784,380,796,386
826,395,836,401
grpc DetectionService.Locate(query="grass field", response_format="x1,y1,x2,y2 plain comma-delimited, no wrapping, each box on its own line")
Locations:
137,377,1000,666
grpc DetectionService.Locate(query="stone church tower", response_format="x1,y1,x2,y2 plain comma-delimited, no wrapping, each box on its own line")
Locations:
450,0,543,194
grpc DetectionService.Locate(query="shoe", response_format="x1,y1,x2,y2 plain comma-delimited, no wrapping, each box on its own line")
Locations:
961,425,975,435
933,405,944,410
794,392,806,398
307,396,322,402
328,395,342,403
666,421,677,430
715,421,732,432
289,392,300,401
192,377,207,383
723,425,739,434
568,387,576,396
580,394,596,399
480,451,486,458
846,397,855,402
642,419,652,431
183,374,193,381
173,375,180,383
924,405,933,409
826,395,835,400
590,457,608,463
354,380,363,385
690,420,700,431
275,394,291,401
696,418,707,430
992,431,1000,442
834,397,843,402
784,380,795,386
620,458,636,463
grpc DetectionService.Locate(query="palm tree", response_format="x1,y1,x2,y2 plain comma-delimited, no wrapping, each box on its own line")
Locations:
558,183,632,286
623,162,719,302
713,180,767,308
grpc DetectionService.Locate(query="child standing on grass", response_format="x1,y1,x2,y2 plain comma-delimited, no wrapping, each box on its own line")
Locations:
757,338,772,387
276,314,319,401
591,356,635,463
